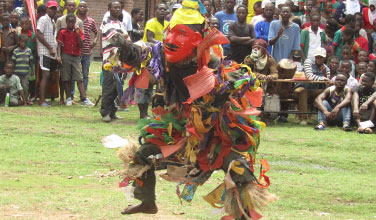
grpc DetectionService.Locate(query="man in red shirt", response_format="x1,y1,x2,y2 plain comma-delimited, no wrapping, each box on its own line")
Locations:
57,13,94,106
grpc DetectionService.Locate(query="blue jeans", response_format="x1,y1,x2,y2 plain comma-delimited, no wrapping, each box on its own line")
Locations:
71,55,91,96
317,100,351,125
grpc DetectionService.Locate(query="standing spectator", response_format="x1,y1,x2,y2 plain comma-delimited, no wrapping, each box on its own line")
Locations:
19,17,37,101
0,62,26,106
300,13,328,61
12,34,34,105
315,73,352,131
209,16,220,29
76,1,98,92
36,1,58,106
10,12,19,30
56,0,83,33
140,3,168,119
59,0,80,15
130,8,144,42
56,13,94,107
56,0,83,103
0,13,18,76
249,1,263,26
332,14,356,57
203,0,214,18
244,0,262,23
268,6,300,63
214,0,237,56
100,1,127,122
299,0,314,24
102,0,132,34
255,2,274,53
4,0,13,13
143,3,168,43
228,5,255,63
165,4,182,21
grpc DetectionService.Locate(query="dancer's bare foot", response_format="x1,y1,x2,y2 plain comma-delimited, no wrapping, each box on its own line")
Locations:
121,201,158,215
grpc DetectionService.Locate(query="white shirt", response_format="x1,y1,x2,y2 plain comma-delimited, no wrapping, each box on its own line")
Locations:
102,10,132,32
307,27,324,60
250,15,265,26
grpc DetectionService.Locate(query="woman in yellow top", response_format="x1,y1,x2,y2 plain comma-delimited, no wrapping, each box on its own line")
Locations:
143,3,169,43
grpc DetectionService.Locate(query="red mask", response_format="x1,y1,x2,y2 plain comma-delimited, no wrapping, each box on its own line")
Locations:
164,24,203,63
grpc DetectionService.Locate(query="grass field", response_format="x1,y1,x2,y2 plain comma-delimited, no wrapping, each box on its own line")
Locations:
1,62,375,220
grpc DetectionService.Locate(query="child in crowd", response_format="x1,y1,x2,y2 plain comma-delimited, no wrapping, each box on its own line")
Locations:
315,73,352,131
10,11,19,30
333,60,359,91
12,34,33,105
328,56,340,79
356,62,368,80
352,72,376,133
341,28,360,60
340,45,356,77
19,17,37,101
0,13,18,75
368,60,376,73
357,50,368,63
0,62,26,106
56,13,93,106
354,21,368,51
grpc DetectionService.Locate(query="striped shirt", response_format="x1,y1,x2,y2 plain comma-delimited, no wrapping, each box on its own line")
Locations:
303,58,330,81
12,47,33,75
101,16,128,61
81,17,98,56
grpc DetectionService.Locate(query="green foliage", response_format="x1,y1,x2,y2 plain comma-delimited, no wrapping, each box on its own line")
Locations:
0,62,375,219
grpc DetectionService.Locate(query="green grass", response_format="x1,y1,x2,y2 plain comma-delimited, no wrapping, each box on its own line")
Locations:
1,61,376,220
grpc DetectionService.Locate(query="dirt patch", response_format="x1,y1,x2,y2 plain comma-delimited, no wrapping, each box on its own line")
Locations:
0,205,81,220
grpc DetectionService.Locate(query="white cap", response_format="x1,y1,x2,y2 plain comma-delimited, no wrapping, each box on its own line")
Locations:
314,47,326,58
172,3,182,9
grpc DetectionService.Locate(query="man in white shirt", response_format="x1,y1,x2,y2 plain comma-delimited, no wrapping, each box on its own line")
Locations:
102,0,132,33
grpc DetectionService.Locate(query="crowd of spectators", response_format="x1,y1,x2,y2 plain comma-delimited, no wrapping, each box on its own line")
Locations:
0,0,375,133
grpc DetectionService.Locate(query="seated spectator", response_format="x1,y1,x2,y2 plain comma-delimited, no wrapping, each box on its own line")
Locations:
293,48,330,125
352,72,376,133
243,39,278,124
356,62,368,79
314,73,352,131
340,45,356,77
354,21,369,51
0,62,26,106
368,60,376,73
357,50,369,63
12,34,34,105
362,0,376,33
328,56,340,79
300,13,328,61
332,14,356,57
228,5,255,63
332,60,359,91
56,13,94,107
369,42,376,60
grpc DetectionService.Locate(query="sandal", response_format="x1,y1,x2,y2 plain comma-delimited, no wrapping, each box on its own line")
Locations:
39,102,50,107
342,124,352,132
315,122,326,130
